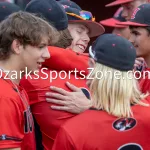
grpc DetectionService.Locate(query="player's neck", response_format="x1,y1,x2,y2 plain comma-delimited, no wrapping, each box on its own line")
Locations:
144,54,150,68
0,59,24,85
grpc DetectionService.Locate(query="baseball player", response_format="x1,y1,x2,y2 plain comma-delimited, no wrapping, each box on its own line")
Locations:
117,3,150,94
0,11,58,149
106,0,149,87
100,7,130,39
105,0,148,21
58,0,105,53
20,0,104,149
52,34,150,150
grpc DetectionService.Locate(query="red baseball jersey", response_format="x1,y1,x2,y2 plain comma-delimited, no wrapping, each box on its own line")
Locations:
0,72,36,149
20,46,90,150
52,96,150,150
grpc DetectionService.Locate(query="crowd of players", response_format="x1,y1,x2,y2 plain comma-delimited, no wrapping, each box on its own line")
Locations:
0,0,150,149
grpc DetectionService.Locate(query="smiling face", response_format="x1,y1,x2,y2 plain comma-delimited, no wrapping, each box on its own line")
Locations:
129,27,150,58
68,23,90,53
18,37,50,72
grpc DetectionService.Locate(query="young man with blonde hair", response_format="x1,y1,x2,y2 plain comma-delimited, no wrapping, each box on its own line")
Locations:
52,34,150,150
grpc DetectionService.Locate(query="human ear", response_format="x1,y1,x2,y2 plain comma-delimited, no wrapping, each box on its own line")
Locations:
11,39,23,54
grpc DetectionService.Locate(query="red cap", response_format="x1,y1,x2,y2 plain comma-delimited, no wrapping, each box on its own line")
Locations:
117,4,150,27
100,7,127,28
100,18,127,28
117,21,148,26
105,0,134,7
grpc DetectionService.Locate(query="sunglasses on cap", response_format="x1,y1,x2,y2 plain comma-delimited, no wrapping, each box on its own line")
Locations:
66,10,95,21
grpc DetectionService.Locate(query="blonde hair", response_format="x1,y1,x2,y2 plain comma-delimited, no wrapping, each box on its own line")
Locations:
89,63,149,117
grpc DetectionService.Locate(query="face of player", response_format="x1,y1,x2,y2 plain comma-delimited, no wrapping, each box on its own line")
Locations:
121,0,147,20
112,27,131,39
129,27,150,58
19,37,50,72
68,23,90,53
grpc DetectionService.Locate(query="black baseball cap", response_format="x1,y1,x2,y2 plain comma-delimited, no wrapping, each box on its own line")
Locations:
89,34,136,71
58,0,82,10
100,7,127,28
0,2,21,22
25,0,68,31
63,7,105,37
105,0,134,7
117,4,150,27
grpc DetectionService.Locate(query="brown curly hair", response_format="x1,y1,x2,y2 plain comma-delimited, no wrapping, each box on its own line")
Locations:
53,28,73,49
0,11,59,60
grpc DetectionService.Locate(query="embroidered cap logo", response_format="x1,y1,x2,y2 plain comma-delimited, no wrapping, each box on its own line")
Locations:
131,8,140,19
62,5,70,9
114,7,123,18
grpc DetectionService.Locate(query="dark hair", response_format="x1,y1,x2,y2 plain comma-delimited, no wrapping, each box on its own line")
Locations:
53,28,73,48
0,11,59,60
129,26,150,35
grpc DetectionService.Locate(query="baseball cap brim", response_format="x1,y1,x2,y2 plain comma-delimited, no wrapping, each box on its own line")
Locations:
100,18,127,28
117,21,149,26
105,0,133,7
69,20,105,37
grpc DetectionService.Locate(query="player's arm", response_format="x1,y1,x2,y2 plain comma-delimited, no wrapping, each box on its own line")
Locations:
52,126,76,150
0,97,23,149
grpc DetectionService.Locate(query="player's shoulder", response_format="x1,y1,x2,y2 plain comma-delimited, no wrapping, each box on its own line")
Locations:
59,109,112,145
141,95,150,104
0,78,16,95
62,110,108,131
0,78,22,104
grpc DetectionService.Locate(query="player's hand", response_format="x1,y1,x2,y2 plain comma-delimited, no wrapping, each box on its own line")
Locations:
134,57,147,72
45,82,92,114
